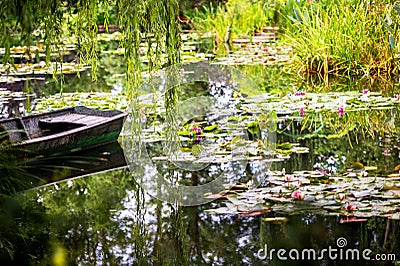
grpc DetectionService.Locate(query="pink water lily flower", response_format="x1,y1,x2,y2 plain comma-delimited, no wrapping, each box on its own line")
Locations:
299,107,306,116
196,136,202,141
394,94,399,99
344,202,355,212
192,127,202,134
291,190,305,200
338,106,345,115
295,90,306,96
362,89,369,94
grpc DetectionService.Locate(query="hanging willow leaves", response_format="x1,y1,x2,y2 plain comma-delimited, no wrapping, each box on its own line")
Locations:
74,0,100,80
115,0,181,142
0,0,181,145
0,0,64,63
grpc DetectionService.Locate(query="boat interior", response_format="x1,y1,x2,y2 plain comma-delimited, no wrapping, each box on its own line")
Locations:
1,114,106,142
0,107,122,143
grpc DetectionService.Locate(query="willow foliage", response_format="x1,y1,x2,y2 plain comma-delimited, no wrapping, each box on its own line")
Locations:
0,0,181,137
0,0,180,75
114,0,181,138
0,0,64,63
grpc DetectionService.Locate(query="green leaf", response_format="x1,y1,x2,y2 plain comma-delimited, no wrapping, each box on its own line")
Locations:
247,147,258,156
394,4,400,15
203,124,218,132
386,13,393,25
389,34,396,49
191,144,206,158
247,121,260,135
204,207,232,214
227,196,246,206
178,130,190,137
229,136,240,144
276,142,292,149
228,116,239,122
293,7,303,23
263,217,288,223
381,18,393,33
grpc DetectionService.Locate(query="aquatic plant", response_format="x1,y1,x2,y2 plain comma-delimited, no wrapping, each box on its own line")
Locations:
337,106,345,116
291,190,305,200
191,0,272,50
381,4,400,57
285,0,398,79
205,166,400,218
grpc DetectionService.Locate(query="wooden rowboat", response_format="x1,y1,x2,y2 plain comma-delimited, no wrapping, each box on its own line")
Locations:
0,106,128,154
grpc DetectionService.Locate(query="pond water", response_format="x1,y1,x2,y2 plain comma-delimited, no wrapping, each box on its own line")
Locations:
1,34,400,265
3,150,399,265
3,77,400,265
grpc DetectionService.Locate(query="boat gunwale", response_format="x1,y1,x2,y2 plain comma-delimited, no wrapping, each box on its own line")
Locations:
19,113,128,145
0,106,128,146
0,107,76,123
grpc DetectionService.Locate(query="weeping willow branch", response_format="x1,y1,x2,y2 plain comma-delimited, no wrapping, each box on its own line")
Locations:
0,0,64,63
117,0,181,140
74,0,100,80
0,0,181,141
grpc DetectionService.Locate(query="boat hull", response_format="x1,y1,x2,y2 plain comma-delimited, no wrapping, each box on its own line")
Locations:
0,106,128,155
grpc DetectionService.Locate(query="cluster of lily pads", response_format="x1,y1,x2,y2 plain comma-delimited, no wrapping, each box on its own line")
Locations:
241,89,400,139
33,87,400,165
0,44,75,64
196,90,400,219
96,28,291,67
33,92,129,113
205,166,400,220
34,87,400,140
0,62,90,76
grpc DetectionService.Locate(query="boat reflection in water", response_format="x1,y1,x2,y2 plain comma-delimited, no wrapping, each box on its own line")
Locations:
26,140,127,187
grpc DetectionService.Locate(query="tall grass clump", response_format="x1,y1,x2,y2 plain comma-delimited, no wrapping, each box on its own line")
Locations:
382,4,400,59
192,0,273,51
285,0,399,79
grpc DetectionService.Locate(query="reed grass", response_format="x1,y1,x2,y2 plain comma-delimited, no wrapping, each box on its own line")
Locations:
284,0,400,79
191,0,273,50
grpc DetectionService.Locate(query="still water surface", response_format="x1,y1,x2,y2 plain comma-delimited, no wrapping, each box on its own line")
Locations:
1,52,400,265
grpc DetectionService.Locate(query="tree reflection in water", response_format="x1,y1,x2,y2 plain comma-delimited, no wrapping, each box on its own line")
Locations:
0,166,398,265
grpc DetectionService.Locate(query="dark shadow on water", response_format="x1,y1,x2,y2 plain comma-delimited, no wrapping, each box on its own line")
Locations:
26,140,127,186
1,181,399,265
1,140,127,193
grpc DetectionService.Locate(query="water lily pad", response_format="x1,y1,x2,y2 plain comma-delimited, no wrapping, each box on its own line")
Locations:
203,124,218,132
263,217,288,223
